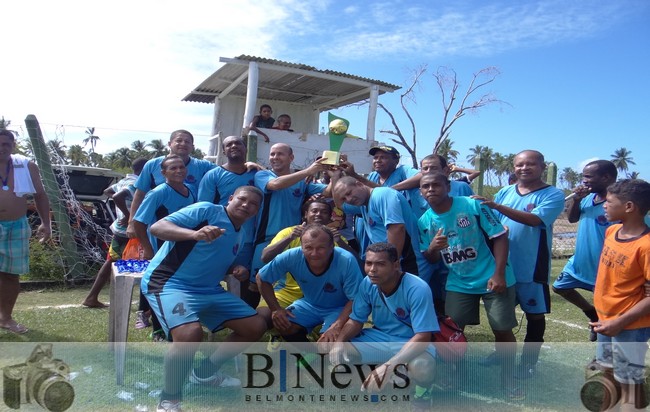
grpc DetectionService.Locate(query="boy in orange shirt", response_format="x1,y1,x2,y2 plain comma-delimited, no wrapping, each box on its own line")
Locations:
591,179,650,410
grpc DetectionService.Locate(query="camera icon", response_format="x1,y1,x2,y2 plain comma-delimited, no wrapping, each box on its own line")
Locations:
3,344,74,411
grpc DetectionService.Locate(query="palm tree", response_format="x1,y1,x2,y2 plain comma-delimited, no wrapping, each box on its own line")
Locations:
83,127,100,154
627,171,640,179
610,147,635,174
560,167,581,189
191,148,205,159
47,139,67,163
131,140,150,159
435,139,459,163
112,147,133,169
148,139,169,158
67,144,89,166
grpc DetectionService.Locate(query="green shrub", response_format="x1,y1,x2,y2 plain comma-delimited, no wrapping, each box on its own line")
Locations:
25,238,66,281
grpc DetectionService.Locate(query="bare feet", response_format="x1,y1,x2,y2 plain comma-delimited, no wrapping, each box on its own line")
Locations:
82,300,108,308
0,320,29,334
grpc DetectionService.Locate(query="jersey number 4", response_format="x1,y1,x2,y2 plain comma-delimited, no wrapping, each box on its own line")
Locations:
172,302,187,316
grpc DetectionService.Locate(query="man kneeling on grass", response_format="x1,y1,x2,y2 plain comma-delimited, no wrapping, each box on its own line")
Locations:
140,186,266,412
328,243,438,410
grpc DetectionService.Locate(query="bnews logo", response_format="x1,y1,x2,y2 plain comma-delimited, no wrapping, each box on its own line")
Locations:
243,350,411,391
243,350,412,403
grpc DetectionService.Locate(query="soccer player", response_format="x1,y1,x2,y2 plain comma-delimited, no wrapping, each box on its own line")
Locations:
141,186,266,412
198,135,258,298
419,172,520,399
591,179,650,410
330,242,438,407
257,199,357,329
332,176,431,283
476,150,564,379
127,129,214,237
257,224,362,343
552,160,617,341
250,143,329,304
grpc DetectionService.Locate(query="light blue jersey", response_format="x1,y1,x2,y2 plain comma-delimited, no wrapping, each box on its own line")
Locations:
134,156,215,194
418,196,515,294
133,183,196,253
198,166,257,269
344,187,431,282
258,247,362,310
369,165,426,218
561,194,612,285
351,273,439,338
493,184,564,283
251,170,326,273
141,202,247,294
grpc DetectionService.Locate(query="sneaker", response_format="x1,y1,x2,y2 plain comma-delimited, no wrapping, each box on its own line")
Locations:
589,326,597,342
514,363,536,380
150,329,166,343
478,351,500,367
157,400,182,412
135,311,151,329
505,385,526,401
412,385,432,411
267,335,282,352
189,370,241,388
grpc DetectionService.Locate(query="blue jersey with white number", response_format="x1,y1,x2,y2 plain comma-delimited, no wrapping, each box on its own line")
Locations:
493,184,564,284
258,247,362,310
418,196,514,294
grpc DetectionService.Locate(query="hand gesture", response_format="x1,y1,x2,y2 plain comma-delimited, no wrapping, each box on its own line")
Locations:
362,363,392,393
36,223,51,244
471,195,498,209
193,226,225,243
328,342,352,366
271,308,295,332
487,273,506,294
429,228,448,251
290,223,306,240
571,185,590,201
230,265,250,282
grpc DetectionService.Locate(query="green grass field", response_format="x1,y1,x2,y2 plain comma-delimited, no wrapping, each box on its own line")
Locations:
0,258,614,411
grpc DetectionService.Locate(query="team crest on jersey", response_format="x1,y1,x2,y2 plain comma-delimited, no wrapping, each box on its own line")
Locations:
367,217,376,227
596,215,610,226
186,175,196,184
323,282,338,293
456,215,471,228
232,243,239,255
292,188,303,197
525,203,536,212
395,307,409,322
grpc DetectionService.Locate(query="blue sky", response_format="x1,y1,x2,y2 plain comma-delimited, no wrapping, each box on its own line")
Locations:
2,0,648,183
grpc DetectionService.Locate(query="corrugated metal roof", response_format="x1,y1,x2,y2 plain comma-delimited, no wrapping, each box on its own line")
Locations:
182,55,400,111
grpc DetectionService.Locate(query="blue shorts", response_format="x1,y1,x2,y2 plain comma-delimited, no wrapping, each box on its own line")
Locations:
286,299,345,334
146,288,256,336
0,217,30,275
350,328,436,363
596,327,650,384
552,271,594,292
515,281,551,314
